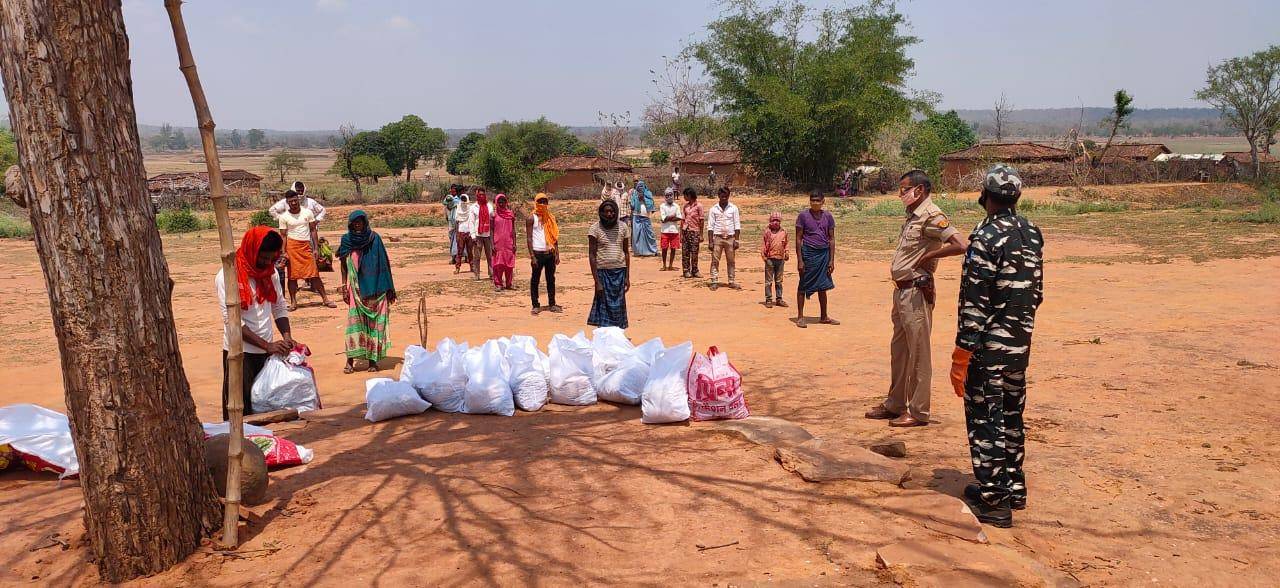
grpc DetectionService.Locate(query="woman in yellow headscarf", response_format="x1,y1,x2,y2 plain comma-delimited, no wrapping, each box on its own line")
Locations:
525,193,561,315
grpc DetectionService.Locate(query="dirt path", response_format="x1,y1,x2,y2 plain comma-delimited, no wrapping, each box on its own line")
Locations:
1,193,1277,586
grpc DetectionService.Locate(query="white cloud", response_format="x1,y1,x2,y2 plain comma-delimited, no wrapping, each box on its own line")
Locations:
386,15,417,32
315,0,348,13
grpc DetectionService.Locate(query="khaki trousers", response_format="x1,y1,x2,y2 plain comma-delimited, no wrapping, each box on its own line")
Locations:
710,235,736,284
885,286,933,421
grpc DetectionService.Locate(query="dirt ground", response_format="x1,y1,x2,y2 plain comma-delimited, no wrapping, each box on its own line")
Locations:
0,184,1277,586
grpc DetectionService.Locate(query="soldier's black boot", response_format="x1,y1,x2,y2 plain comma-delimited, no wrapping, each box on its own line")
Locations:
963,484,1013,528
967,484,1029,509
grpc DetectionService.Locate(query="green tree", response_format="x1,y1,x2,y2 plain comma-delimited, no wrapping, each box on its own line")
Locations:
464,118,593,193
265,148,306,182
447,131,484,175
649,149,671,166
379,114,448,181
1196,45,1280,178
327,153,392,183
902,109,976,179
246,128,266,149
228,129,243,148
1092,89,1135,168
690,0,920,186
167,128,188,150
0,128,17,172
148,123,174,151
330,124,364,198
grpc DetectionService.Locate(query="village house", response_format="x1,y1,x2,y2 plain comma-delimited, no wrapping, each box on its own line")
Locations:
939,142,1071,185
146,169,262,196
536,156,633,193
1096,143,1172,162
674,149,753,187
1219,150,1279,169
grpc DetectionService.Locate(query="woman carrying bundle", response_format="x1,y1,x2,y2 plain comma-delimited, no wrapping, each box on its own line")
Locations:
338,210,397,373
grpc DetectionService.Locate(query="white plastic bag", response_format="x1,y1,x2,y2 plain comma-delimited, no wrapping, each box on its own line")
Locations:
399,344,429,385
463,340,515,416
364,377,431,422
642,342,694,424
411,338,469,412
250,350,320,413
591,327,647,404
507,335,549,412
548,332,597,405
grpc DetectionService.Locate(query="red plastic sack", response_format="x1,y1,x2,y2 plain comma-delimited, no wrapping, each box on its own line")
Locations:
245,434,313,469
685,346,749,421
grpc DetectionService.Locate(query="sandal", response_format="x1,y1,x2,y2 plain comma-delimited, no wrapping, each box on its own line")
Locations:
343,365,355,374
795,317,808,329
819,317,841,325
287,304,297,312
367,363,380,373
324,301,337,309
548,305,563,313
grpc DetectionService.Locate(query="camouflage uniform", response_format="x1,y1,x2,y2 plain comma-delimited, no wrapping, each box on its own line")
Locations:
956,168,1044,507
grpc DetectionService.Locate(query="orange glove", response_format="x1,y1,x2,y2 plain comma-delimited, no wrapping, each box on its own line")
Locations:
950,347,973,398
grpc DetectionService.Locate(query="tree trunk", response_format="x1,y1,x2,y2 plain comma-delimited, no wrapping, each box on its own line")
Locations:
405,166,413,182
0,1,221,583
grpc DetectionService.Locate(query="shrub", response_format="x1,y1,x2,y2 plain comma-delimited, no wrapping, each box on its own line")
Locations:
383,180,425,204
648,149,671,166
378,214,447,228
248,209,274,227
1239,201,1280,224
156,208,212,233
0,211,33,239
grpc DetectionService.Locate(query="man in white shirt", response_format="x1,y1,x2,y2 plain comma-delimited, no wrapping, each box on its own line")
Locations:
658,187,683,271
276,191,335,309
216,227,297,419
671,167,682,192
454,193,475,274
706,186,742,290
269,181,326,223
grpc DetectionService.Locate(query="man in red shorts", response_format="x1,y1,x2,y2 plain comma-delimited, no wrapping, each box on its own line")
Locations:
658,187,684,271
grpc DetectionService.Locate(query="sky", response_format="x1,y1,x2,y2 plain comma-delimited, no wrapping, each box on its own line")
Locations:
108,0,1279,130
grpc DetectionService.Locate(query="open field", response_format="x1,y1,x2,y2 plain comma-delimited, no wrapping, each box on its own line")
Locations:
1,183,1277,585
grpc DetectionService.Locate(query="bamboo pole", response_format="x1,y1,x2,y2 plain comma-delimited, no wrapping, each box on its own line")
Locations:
163,0,245,548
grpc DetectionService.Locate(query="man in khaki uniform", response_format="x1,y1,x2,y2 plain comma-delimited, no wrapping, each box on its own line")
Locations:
866,169,965,427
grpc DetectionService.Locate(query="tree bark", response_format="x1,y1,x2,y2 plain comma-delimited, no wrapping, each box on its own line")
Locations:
0,1,220,582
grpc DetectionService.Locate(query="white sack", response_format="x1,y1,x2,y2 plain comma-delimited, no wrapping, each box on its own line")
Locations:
548,332,597,405
506,335,549,412
463,340,515,416
641,342,694,424
411,339,469,412
0,404,78,477
364,378,431,422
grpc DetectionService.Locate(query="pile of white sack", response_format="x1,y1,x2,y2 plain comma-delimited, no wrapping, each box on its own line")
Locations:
365,327,699,425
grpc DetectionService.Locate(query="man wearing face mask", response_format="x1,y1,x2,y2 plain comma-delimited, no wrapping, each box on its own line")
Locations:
865,169,965,428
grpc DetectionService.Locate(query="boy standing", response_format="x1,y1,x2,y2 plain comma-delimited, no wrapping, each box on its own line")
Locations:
761,211,789,308
658,187,683,271
680,187,704,278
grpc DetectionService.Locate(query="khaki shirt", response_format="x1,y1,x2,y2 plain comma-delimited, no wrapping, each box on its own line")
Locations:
890,196,959,282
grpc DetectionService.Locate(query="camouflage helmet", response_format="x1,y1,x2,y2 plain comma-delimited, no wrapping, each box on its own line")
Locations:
983,164,1023,198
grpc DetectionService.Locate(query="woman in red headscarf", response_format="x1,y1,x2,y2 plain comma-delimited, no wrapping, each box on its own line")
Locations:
216,226,302,420
490,194,518,291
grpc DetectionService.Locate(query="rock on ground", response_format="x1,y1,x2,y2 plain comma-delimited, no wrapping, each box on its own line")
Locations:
775,439,912,486
878,492,987,543
702,416,815,448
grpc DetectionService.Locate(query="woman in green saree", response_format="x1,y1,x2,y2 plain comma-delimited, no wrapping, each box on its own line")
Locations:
338,210,397,373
